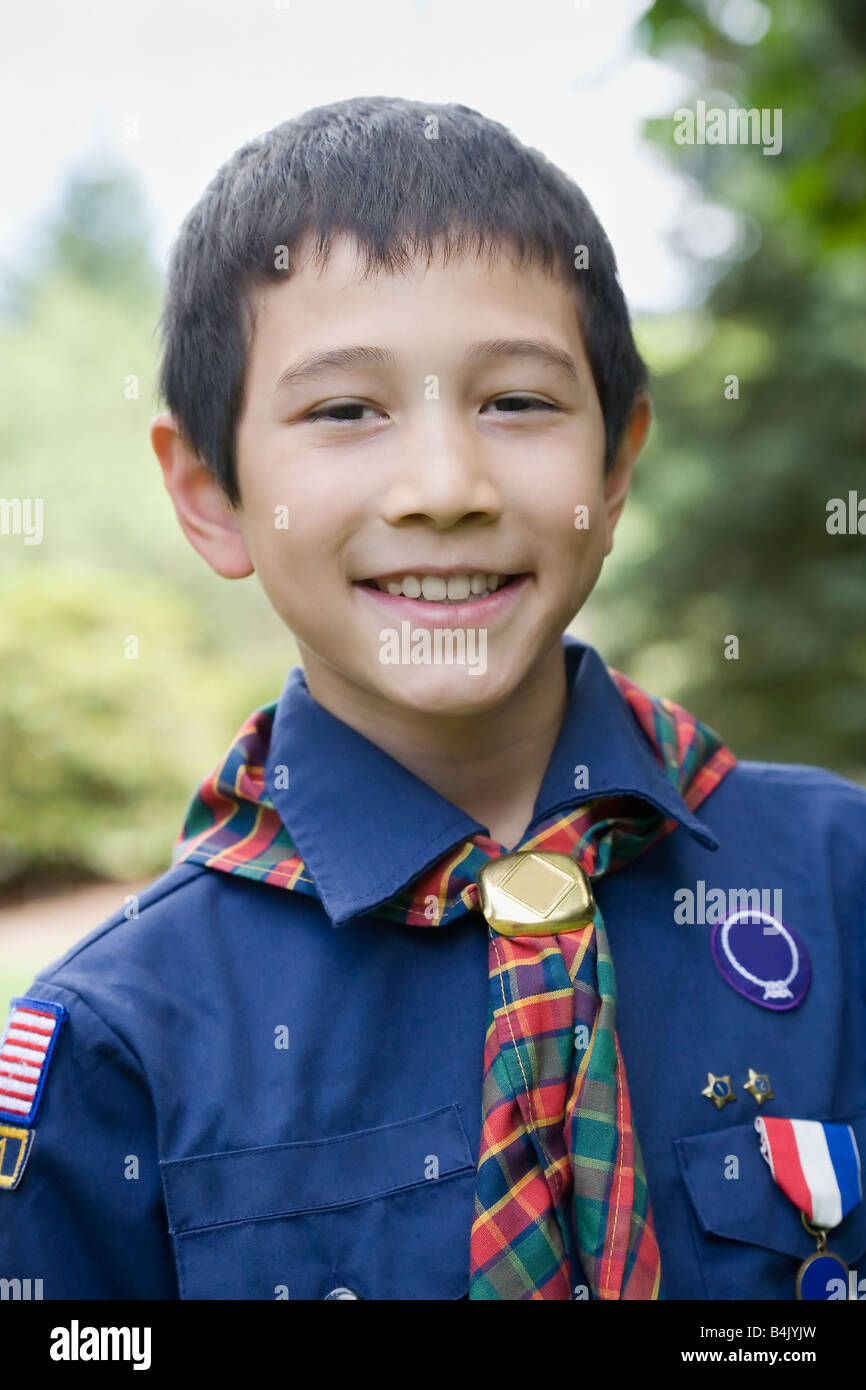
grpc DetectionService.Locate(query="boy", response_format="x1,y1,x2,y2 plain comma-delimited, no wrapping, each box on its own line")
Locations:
2,96,865,1302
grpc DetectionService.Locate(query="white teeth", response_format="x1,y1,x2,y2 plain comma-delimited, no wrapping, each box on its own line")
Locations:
446,575,471,601
370,572,510,601
421,576,447,601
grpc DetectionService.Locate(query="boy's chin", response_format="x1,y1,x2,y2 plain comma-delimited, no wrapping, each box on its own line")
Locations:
372,663,508,716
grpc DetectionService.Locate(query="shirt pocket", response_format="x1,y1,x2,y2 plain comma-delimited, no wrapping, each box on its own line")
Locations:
674,1111,866,1300
160,1103,476,1300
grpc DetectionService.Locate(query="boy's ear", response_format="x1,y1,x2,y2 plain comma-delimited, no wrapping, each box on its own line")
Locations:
150,413,254,579
602,392,651,557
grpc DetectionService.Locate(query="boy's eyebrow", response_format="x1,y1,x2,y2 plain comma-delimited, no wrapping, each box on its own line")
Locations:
271,338,580,393
465,338,579,380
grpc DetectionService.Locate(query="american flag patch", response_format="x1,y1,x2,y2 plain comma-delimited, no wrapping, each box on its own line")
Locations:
0,997,68,1126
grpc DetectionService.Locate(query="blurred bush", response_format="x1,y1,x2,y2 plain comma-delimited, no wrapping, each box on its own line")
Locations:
0,162,294,891
0,567,283,887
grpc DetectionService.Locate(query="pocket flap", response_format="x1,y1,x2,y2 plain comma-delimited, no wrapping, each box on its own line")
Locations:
675,1111,866,1263
162,1103,474,1234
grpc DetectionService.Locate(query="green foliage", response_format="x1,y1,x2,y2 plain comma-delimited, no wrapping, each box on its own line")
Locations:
586,0,866,780
0,567,282,887
0,167,296,889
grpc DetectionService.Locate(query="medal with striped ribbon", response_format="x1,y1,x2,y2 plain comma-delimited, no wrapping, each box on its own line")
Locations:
755,1117,863,1299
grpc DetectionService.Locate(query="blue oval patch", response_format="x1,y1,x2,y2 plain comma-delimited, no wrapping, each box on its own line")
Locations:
710,909,810,1011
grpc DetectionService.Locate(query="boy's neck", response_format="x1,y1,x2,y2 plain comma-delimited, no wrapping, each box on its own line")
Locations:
299,638,569,851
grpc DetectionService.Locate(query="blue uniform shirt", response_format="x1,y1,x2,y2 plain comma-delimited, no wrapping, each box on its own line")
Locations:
3,635,866,1300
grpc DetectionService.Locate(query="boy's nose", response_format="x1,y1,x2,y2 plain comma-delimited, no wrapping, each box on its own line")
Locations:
378,418,504,528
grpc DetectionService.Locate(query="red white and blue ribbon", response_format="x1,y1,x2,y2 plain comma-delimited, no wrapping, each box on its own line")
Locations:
755,1117,862,1229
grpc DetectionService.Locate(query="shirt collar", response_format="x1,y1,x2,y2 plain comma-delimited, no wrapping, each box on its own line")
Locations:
264,634,719,928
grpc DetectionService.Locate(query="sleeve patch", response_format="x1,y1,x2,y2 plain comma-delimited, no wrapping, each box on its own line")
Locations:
0,1123,35,1189
0,997,68,1126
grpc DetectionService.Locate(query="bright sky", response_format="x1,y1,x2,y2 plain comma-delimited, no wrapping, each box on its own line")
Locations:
0,0,742,313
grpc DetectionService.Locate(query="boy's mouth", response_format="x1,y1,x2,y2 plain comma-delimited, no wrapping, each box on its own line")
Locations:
352,569,532,629
355,570,525,603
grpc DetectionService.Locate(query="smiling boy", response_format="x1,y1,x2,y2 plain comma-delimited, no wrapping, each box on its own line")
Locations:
157,229,644,852
2,96,865,1302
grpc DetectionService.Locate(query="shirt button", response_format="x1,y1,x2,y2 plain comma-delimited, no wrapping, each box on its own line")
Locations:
323,1286,362,1300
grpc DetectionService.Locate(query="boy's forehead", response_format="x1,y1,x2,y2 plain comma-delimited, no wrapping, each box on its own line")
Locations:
246,232,588,381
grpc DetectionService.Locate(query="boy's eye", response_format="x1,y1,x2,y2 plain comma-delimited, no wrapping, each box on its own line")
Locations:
306,401,380,424
484,394,558,414
305,394,558,423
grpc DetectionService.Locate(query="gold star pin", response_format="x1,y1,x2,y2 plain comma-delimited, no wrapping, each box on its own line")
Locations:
743,1068,774,1105
702,1073,736,1110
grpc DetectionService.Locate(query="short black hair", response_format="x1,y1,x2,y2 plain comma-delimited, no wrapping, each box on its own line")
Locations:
157,95,648,507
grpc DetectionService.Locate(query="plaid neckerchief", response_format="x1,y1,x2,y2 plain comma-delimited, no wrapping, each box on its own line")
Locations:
172,667,736,1300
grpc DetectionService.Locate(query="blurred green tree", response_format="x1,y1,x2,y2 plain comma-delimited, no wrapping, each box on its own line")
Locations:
0,166,294,889
589,0,866,779
45,163,161,301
